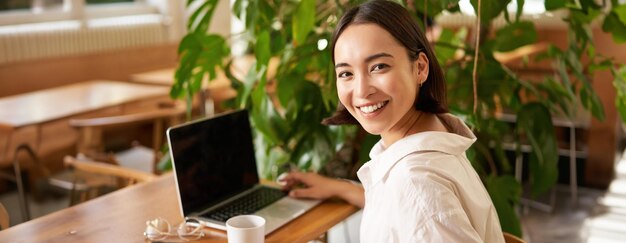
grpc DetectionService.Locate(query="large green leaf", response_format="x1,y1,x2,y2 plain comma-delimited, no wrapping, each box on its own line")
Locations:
413,0,460,19
494,21,537,52
257,0,275,28
516,103,559,197
173,33,229,101
485,175,522,237
580,82,606,121
537,77,576,118
434,28,465,64
292,0,316,46
250,78,288,147
277,73,304,108
255,30,271,70
545,0,567,11
470,0,511,23
603,11,626,43
515,0,525,22
188,0,219,33
579,0,601,13
232,0,244,20
237,64,266,108
613,66,626,123
615,3,626,24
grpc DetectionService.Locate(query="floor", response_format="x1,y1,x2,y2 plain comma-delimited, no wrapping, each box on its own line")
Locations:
0,187,69,227
0,159,623,242
519,186,604,243
583,150,626,243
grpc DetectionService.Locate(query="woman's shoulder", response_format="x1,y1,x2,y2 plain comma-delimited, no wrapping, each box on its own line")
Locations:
399,149,464,170
395,151,476,189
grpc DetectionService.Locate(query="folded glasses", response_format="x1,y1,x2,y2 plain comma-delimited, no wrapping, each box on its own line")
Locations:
144,217,205,242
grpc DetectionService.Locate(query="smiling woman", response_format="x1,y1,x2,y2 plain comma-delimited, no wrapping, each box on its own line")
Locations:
280,1,505,242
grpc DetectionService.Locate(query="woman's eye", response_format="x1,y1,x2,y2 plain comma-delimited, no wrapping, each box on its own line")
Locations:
371,64,389,72
338,71,353,78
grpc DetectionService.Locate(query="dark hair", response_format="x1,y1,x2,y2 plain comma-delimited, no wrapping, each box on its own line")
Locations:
322,0,448,125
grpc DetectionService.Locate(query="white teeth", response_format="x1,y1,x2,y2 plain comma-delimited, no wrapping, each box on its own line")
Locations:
359,101,386,114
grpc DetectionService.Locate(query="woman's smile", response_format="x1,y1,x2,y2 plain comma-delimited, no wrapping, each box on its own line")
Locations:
357,100,389,114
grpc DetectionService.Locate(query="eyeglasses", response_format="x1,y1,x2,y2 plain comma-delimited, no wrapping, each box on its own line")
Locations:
144,217,205,242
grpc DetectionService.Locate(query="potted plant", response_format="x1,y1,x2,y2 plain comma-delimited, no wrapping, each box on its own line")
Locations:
169,0,626,236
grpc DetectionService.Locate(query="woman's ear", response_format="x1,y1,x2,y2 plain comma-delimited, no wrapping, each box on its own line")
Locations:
413,52,429,85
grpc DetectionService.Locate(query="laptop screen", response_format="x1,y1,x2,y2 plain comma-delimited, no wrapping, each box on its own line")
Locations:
167,109,260,215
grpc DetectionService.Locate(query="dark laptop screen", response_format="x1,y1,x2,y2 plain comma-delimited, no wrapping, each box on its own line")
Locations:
167,109,260,215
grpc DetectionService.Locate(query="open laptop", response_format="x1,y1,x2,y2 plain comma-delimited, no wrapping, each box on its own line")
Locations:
166,109,320,235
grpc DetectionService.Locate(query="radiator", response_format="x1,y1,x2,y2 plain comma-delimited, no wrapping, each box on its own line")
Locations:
0,14,169,64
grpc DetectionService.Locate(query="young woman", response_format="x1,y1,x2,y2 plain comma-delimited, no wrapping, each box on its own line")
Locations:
281,0,505,242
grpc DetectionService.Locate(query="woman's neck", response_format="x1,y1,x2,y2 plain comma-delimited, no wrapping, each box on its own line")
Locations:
381,112,448,147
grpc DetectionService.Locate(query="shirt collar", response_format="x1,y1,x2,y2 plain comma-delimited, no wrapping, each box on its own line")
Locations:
358,113,477,186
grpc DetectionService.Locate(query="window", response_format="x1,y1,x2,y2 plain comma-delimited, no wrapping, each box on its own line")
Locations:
0,0,155,26
1,0,135,12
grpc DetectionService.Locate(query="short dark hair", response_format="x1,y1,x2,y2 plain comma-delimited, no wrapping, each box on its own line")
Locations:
322,0,448,125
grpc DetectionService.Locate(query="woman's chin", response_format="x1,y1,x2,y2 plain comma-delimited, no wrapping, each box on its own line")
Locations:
360,124,383,136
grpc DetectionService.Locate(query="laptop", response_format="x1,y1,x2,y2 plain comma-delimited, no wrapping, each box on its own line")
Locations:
166,109,320,235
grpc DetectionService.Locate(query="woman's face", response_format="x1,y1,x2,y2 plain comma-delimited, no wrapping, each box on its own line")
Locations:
334,23,428,138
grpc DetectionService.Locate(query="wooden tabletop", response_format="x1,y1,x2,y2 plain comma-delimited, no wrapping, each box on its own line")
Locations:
0,80,169,128
130,55,278,87
0,173,359,243
129,56,280,103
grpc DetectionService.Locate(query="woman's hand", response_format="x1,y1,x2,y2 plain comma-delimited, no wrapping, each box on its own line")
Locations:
279,171,339,199
279,171,365,208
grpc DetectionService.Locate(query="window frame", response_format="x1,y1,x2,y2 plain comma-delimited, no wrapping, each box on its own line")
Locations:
0,0,158,26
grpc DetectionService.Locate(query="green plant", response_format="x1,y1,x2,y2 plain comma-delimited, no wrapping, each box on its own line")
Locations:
171,0,626,237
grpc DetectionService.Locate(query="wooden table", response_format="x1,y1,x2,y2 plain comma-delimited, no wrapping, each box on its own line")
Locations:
131,67,236,116
0,173,359,243
129,56,280,113
0,80,169,128
0,80,170,221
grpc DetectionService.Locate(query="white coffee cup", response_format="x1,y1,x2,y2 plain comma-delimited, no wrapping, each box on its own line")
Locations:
226,215,265,243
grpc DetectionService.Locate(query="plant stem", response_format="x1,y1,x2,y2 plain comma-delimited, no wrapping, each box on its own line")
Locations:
472,0,482,114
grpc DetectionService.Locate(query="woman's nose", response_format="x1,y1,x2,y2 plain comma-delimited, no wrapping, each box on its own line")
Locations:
354,75,375,98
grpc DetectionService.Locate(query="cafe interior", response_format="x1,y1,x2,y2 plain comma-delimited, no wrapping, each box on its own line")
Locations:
0,0,625,242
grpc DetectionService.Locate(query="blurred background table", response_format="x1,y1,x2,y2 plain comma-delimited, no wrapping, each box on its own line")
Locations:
0,80,170,221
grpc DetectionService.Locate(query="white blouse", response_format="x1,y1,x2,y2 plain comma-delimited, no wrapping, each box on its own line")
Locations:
357,113,504,243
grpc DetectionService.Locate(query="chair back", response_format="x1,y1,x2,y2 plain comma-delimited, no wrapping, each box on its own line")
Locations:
62,156,158,204
503,232,525,243
64,156,157,183
69,103,185,173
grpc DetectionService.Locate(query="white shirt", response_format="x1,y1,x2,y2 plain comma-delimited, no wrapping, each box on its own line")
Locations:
357,113,504,243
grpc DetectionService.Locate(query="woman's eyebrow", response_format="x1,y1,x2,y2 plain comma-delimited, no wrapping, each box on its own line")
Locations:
335,52,393,69
335,62,350,69
365,52,393,63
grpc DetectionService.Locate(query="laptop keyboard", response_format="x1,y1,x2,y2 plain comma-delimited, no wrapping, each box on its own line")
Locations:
202,187,287,222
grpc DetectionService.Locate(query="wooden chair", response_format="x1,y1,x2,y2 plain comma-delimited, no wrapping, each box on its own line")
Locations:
503,232,525,243
52,156,157,204
44,104,183,205
69,103,185,173
0,202,9,230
